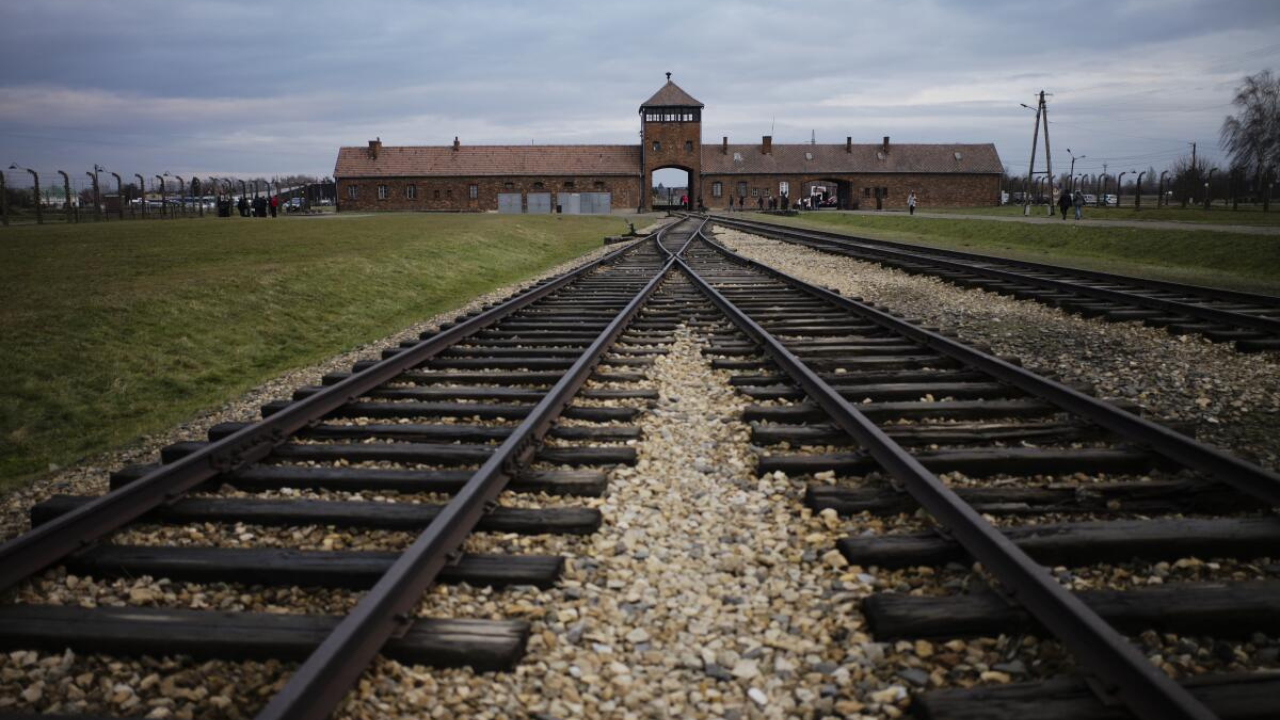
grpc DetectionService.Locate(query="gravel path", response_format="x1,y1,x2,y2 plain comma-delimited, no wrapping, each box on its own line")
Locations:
819,209,1280,236
714,228,1280,470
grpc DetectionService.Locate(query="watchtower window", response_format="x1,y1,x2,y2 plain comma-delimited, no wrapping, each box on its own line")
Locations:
533,182,544,189
652,141,661,152
712,182,722,197
594,181,606,189
504,182,514,189
563,180,575,189
684,140,693,152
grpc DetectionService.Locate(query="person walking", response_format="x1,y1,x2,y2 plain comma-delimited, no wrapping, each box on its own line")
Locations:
1057,189,1072,220
907,191,917,215
237,195,249,217
1072,190,1084,220
269,195,278,218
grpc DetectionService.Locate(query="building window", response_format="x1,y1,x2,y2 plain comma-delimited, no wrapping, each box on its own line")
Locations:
732,152,743,162
377,185,388,200
751,188,759,198
881,187,889,197
346,184,357,200
779,181,790,197
594,181,606,189
864,187,871,197
563,180,575,189
504,182,514,190
434,189,441,199
652,141,660,152
446,188,452,198
712,182,722,197
533,182,544,189
684,140,693,152
736,182,747,197
405,184,416,200
469,184,478,199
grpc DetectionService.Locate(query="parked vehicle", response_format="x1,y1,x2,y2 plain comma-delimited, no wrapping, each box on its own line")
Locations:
1103,194,1118,206
1081,193,1097,205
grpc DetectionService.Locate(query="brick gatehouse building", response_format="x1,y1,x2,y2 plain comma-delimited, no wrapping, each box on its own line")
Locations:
333,76,1002,213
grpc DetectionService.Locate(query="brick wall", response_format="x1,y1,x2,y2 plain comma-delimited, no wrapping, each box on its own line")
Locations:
700,172,1001,209
336,175,641,213
642,119,700,209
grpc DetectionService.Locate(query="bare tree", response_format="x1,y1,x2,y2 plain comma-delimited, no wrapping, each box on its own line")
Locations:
1220,70,1280,200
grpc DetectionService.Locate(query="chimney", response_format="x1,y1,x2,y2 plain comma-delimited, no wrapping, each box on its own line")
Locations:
452,137,460,152
846,137,852,154
722,136,728,154
368,137,382,159
762,135,772,155
882,136,890,153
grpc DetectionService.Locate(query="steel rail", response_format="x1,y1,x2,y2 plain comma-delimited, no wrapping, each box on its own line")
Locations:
676,234,1218,720
710,214,1280,335
256,241,678,720
0,235,652,593
711,213,1280,308
697,232,1280,506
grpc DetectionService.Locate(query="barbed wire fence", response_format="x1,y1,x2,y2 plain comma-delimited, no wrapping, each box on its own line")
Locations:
0,167,336,226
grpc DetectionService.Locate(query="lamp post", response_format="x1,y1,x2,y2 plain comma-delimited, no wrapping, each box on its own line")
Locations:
1116,171,1131,209
85,170,101,221
8,165,43,225
109,172,124,220
156,175,167,218
175,175,185,217
134,174,146,219
1134,171,1146,212
1096,174,1107,207
1158,170,1169,207
1066,149,1084,193
1204,168,1216,211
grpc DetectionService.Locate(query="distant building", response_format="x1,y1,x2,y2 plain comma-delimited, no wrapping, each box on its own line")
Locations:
333,77,1001,213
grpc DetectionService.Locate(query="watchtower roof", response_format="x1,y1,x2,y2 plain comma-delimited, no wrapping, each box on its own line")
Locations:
640,76,703,109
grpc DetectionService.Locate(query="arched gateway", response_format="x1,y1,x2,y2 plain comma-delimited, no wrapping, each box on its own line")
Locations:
333,77,1002,214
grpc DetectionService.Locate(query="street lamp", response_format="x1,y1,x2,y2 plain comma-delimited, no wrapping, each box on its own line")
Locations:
1066,149,1084,193
156,174,167,218
1204,168,1216,211
1158,170,1169,208
92,164,105,220
1096,174,1107,207
1134,171,1146,212
56,170,72,222
86,171,100,221
9,164,43,225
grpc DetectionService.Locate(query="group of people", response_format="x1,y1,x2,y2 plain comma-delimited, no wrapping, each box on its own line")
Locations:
1056,191,1087,220
235,195,280,218
724,193,791,212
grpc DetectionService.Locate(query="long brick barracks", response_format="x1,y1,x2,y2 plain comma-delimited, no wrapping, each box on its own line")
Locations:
333,77,1003,213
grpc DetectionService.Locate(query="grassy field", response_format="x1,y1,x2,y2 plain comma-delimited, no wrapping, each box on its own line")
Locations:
0,212,647,491
749,211,1280,295
943,204,1280,226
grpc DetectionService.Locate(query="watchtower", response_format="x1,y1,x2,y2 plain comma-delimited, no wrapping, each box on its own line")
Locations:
640,73,703,210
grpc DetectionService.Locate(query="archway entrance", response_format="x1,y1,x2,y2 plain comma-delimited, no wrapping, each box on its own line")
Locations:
651,166,693,211
802,179,853,210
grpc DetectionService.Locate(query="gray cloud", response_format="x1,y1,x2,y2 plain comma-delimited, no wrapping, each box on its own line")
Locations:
1,0,1277,181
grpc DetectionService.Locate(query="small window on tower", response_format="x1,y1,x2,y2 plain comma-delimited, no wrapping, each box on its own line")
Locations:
732,152,743,162
684,140,693,152
533,182,544,189
594,181,605,189
504,182,514,190
563,181,575,189
652,141,661,152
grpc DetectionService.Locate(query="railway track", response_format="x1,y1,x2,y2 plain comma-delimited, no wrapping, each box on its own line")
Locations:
668,223,1280,720
0,226,700,719
707,213,1280,353
3,215,1277,719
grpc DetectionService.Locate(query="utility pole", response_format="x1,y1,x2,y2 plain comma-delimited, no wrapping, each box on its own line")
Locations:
1023,97,1042,217
1189,142,1197,207
1040,90,1055,217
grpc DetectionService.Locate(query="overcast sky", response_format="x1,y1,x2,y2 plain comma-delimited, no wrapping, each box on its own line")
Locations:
1,0,1278,185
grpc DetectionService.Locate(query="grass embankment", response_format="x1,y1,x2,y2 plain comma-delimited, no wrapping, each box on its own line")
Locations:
944,204,1280,226
751,212,1280,295
0,213,642,491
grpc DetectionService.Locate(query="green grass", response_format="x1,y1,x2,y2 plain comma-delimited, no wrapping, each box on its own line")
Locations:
943,204,1280,226
0,212,647,491
748,212,1280,295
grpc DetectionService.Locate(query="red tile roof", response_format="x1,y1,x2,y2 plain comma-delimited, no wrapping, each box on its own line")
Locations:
640,80,704,108
334,144,642,178
702,143,1002,175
